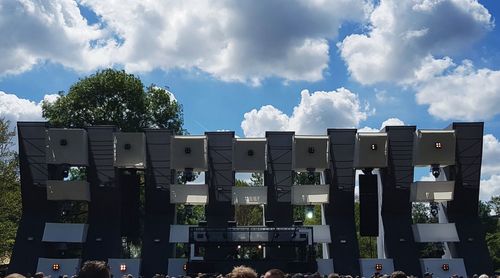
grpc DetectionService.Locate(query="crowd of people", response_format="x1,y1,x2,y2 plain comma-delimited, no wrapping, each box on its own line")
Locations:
3,261,495,278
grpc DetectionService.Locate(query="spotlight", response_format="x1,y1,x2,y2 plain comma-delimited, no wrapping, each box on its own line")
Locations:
120,264,127,272
237,245,241,249
183,264,187,272
370,144,377,151
52,263,60,271
124,143,132,150
375,264,383,271
435,142,442,149
258,245,262,249
305,205,315,219
441,264,449,271
430,202,439,218
431,164,441,178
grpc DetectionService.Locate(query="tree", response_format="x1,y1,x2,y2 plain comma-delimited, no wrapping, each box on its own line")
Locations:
0,118,21,264
42,69,185,133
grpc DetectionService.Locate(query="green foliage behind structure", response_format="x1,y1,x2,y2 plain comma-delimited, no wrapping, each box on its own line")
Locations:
0,119,21,264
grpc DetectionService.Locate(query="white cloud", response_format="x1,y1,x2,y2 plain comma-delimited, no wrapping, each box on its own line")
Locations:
480,174,500,201
482,134,500,178
241,88,369,137
0,0,116,76
358,117,405,132
0,91,58,151
338,0,493,85
415,60,500,121
0,0,372,84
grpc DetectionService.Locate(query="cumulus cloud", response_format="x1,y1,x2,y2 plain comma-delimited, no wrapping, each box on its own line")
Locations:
0,0,116,76
338,0,493,85
480,174,500,201
0,0,372,84
415,60,500,121
0,91,59,150
241,88,369,137
358,117,405,132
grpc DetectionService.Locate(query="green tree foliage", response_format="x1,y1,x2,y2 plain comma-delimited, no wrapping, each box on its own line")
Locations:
0,119,21,263
42,69,185,133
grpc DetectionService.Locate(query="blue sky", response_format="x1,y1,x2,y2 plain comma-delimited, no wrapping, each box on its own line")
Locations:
1,0,500,199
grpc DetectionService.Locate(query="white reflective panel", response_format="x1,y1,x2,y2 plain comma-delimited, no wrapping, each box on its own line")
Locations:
170,184,208,205
410,181,455,202
420,258,467,278
412,223,459,242
46,180,91,201
42,223,88,243
37,258,81,277
232,186,267,205
168,258,188,277
171,135,207,171
108,258,141,278
46,128,88,165
291,185,330,205
306,225,331,243
249,230,269,242
292,135,329,171
353,132,388,169
233,138,267,172
316,259,334,275
413,130,456,166
114,132,146,168
169,225,195,243
359,259,394,277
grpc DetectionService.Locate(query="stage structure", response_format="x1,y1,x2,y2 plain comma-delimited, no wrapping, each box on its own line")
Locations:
8,122,493,277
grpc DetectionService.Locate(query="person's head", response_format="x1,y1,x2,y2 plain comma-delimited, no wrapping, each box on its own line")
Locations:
327,273,340,278
78,260,110,278
34,272,44,278
264,269,285,278
5,274,26,278
229,266,258,278
390,271,407,278
478,275,488,278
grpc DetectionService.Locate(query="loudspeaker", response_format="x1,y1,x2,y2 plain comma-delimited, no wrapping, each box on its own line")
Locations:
359,174,378,236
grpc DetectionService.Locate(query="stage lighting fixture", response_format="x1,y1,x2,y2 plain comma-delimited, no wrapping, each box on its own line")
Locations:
442,264,449,271
184,147,191,154
308,147,315,154
247,149,254,156
431,164,441,178
183,264,187,271
120,264,127,272
435,142,442,149
371,144,377,151
258,245,262,249
52,263,60,271
305,205,315,219
375,264,383,271
430,202,439,218
237,245,241,249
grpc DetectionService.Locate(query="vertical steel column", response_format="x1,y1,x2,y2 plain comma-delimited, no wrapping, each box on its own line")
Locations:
265,132,294,259
141,129,176,277
446,122,493,275
324,129,360,276
379,126,421,276
204,132,235,259
9,122,57,275
82,126,122,261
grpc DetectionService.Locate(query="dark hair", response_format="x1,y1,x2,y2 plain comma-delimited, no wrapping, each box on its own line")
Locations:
78,260,110,278
390,271,407,278
265,269,285,278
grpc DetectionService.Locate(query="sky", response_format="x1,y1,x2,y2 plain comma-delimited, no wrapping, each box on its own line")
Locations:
0,0,499,200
